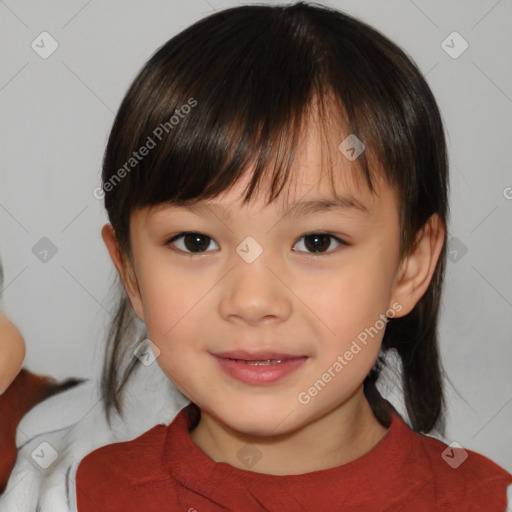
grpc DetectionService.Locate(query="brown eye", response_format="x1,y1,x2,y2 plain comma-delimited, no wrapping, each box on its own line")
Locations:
293,233,346,255
167,232,219,253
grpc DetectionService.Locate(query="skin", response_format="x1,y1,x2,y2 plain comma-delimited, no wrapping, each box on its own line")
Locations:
0,312,26,395
102,117,445,476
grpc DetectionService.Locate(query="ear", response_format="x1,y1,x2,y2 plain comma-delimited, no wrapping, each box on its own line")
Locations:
101,224,145,321
390,214,445,317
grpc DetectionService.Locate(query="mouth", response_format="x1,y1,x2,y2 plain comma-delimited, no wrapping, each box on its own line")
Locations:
211,350,308,385
231,359,287,366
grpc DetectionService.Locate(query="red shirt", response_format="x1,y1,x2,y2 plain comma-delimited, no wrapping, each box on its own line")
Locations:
76,403,511,511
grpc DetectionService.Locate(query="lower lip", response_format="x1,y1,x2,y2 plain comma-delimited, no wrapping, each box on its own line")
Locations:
212,355,307,384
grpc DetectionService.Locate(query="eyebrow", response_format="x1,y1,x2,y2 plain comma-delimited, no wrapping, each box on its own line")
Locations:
280,196,370,219
168,195,370,221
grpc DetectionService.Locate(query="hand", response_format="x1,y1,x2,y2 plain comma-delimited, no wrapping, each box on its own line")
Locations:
0,312,26,395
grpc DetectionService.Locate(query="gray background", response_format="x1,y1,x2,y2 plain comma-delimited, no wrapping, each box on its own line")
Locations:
1,0,511,471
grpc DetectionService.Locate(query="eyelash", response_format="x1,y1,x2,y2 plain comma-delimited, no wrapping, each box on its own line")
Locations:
165,231,348,257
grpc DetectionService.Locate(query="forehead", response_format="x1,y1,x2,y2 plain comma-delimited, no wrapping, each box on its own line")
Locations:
202,118,390,216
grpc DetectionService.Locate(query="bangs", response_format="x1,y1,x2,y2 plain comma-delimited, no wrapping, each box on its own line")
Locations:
139,84,373,216
103,2,445,257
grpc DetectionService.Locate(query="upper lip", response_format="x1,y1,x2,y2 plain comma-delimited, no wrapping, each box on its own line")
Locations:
212,350,306,361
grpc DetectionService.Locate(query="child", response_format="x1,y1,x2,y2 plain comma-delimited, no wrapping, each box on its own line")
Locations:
75,2,511,510
0,259,25,395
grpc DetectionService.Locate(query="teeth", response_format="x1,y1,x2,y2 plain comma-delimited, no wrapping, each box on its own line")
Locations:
236,359,284,366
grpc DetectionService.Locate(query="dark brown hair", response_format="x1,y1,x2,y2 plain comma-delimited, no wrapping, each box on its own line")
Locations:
100,1,449,434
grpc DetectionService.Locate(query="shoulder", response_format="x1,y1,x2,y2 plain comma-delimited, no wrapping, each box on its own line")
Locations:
75,423,169,500
411,427,512,508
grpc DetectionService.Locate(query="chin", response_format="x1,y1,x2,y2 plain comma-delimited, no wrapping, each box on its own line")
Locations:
232,419,287,438
219,404,304,438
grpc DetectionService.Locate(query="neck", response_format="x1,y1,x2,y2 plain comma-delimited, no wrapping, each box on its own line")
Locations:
189,387,390,475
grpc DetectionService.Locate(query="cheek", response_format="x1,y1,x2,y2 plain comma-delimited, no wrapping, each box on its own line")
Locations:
303,257,396,393
135,258,224,387
136,260,203,346
317,257,393,341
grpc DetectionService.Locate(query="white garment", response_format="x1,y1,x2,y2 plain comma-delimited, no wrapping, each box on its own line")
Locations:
0,360,189,512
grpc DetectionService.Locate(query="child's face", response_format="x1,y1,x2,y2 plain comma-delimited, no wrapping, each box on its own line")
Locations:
117,123,412,437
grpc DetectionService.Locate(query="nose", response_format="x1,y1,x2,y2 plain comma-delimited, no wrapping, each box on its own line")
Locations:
219,253,292,326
